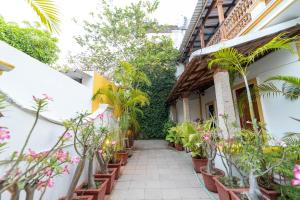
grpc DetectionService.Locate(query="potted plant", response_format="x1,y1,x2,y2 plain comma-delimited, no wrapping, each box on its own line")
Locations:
180,122,207,173
66,113,108,200
199,119,225,193
94,137,118,194
165,129,176,148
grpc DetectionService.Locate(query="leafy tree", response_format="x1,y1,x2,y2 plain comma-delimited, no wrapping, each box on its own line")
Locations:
0,17,59,64
133,37,179,138
70,0,160,77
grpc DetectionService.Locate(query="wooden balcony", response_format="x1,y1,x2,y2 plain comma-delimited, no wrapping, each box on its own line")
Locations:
207,0,258,46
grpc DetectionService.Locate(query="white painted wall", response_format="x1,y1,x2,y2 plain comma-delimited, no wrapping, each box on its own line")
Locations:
200,86,216,121
0,42,115,199
176,99,184,123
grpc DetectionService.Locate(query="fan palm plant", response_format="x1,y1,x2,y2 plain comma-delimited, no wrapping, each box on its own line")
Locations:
208,33,296,132
26,0,60,33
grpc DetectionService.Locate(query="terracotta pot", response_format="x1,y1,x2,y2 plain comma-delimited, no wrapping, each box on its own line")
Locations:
116,150,128,166
59,195,94,200
126,147,133,157
128,137,134,147
259,186,280,200
94,168,117,194
74,179,108,200
175,143,184,151
191,157,208,173
168,142,175,148
214,177,248,200
200,166,225,193
108,160,122,180
229,190,270,200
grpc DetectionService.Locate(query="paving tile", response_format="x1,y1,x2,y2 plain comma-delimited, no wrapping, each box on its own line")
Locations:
106,140,214,200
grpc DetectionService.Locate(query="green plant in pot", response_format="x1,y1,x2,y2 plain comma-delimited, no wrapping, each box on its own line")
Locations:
214,114,250,200
168,124,184,151
199,119,225,193
181,122,207,172
231,125,287,200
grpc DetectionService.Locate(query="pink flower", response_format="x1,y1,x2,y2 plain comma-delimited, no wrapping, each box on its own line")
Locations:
203,134,210,141
47,179,54,188
98,149,103,154
44,167,53,177
293,164,300,180
0,127,10,141
42,94,53,101
97,113,104,119
291,179,300,186
63,165,70,174
71,156,80,164
55,149,68,162
63,132,72,140
111,141,116,145
28,148,38,159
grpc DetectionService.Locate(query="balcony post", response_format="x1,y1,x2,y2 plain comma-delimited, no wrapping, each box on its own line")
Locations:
216,0,226,40
199,25,205,48
182,93,190,122
213,68,236,137
170,103,177,122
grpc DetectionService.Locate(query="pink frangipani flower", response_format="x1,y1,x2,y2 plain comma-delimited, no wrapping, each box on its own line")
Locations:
111,141,117,145
63,132,72,140
55,149,68,162
71,156,80,164
47,179,54,188
0,127,10,141
63,165,70,174
291,164,300,186
42,94,54,101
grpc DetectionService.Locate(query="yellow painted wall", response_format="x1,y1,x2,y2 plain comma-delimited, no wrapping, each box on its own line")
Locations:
92,72,116,112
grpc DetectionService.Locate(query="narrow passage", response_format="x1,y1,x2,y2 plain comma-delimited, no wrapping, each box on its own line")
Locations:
106,140,216,200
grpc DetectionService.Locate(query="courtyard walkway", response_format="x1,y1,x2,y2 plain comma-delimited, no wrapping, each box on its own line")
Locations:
106,140,217,200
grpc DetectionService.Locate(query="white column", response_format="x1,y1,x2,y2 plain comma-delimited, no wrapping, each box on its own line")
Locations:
182,96,190,122
213,69,236,137
170,103,177,122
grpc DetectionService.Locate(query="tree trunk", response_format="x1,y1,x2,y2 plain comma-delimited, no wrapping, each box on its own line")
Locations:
66,156,86,200
24,184,35,200
87,157,96,189
242,75,258,133
95,151,108,174
247,171,262,200
8,184,20,200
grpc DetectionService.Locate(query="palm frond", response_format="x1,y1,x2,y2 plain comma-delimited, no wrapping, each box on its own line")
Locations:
247,33,296,63
27,0,60,33
266,75,300,88
256,82,283,98
208,48,246,73
283,132,300,144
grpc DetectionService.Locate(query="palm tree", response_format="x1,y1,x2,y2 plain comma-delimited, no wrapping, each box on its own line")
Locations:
208,33,295,132
92,62,150,146
26,0,60,33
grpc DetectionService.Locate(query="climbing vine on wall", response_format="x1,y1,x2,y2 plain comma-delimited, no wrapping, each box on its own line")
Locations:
132,37,179,139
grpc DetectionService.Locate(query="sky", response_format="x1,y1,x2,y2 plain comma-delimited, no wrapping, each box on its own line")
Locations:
0,0,197,65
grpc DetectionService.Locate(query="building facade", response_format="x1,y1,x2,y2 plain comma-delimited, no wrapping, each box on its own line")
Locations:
168,0,300,139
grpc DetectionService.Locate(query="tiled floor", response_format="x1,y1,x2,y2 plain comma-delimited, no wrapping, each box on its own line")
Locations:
106,140,216,200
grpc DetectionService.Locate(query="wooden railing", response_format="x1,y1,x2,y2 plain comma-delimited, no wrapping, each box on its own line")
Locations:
207,0,257,46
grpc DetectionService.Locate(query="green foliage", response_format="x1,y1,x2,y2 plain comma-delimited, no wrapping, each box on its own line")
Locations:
258,75,300,100
0,17,59,64
278,185,300,200
162,120,176,137
71,0,160,77
135,37,179,139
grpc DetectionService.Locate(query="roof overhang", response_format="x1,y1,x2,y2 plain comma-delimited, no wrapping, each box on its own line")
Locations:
167,17,300,103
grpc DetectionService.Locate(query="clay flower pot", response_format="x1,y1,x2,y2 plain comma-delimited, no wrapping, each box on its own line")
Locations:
175,143,184,151
229,190,270,200
74,179,108,200
200,166,225,193
59,195,94,200
128,137,134,147
168,142,175,148
214,177,248,200
108,160,122,180
116,150,128,165
94,168,117,194
259,186,280,200
126,147,133,157
191,157,208,173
